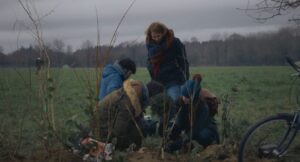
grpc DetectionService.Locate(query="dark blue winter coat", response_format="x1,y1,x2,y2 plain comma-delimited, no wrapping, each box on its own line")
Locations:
168,79,219,149
98,62,126,100
146,30,189,86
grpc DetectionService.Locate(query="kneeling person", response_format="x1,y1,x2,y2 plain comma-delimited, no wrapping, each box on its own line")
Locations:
168,75,220,152
93,79,149,150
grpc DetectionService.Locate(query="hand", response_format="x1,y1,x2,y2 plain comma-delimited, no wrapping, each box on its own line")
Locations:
182,96,190,105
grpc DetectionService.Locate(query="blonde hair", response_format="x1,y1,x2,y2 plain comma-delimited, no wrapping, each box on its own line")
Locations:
145,22,168,41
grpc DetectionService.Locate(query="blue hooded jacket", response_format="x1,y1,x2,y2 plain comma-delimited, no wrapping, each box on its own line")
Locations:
181,80,201,101
173,79,219,147
99,62,126,100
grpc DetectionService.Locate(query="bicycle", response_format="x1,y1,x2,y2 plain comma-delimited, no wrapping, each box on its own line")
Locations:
238,57,300,162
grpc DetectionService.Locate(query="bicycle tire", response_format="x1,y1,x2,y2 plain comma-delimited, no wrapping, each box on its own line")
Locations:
238,113,297,162
289,77,300,106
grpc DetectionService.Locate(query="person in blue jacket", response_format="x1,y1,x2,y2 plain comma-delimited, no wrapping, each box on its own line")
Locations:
98,58,136,101
145,22,189,105
167,75,220,152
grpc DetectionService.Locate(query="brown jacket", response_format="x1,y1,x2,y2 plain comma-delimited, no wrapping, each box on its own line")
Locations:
92,79,144,150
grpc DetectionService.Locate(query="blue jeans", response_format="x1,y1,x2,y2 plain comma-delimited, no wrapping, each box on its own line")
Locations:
157,83,181,137
165,83,181,103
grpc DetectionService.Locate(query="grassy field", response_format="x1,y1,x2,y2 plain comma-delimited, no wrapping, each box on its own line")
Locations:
0,66,299,161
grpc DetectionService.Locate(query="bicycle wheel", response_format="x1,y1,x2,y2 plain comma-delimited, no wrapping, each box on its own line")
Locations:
289,77,300,106
238,113,297,162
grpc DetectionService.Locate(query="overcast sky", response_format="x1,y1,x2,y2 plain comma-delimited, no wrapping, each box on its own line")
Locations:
0,0,296,53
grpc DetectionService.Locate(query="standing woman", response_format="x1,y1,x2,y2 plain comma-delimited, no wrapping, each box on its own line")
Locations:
145,22,189,104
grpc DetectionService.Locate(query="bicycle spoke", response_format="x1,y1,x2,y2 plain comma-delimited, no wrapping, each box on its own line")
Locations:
239,114,295,162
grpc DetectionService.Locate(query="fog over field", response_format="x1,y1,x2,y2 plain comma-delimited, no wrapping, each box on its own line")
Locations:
0,0,297,53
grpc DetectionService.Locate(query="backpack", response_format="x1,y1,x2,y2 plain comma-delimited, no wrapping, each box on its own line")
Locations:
200,88,220,117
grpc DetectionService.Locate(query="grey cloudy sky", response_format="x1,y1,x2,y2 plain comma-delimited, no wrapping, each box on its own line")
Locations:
0,0,295,53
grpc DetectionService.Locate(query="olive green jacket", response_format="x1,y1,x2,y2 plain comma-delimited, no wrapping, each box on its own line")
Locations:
92,79,144,150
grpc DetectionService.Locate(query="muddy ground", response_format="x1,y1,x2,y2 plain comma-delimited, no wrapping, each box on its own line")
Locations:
0,145,300,162
3,144,288,162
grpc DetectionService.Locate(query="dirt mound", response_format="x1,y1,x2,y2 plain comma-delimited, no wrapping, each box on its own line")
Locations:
3,144,236,162
127,145,237,162
5,144,296,162
3,149,84,162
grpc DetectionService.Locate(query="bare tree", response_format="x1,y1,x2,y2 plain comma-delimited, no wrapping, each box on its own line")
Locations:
190,37,199,43
80,40,94,67
210,33,223,41
81,40,93,50
244,0,300,22
66,45,73,54
52,38,65,52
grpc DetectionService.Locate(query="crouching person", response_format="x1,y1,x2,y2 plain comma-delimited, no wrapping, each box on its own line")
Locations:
146,80,177,137
92,79,149,151
167,75,220,152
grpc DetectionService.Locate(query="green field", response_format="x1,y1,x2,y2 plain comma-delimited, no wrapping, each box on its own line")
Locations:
0,66,299,159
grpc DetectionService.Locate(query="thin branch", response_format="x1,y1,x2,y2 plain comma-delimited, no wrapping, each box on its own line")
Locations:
106,0,136,55
240,0,300,22
95,7,101,99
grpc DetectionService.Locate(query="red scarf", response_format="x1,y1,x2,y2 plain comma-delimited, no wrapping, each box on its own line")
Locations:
147,30,175,76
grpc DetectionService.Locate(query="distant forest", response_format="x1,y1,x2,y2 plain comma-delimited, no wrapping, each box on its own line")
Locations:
0,26,299,67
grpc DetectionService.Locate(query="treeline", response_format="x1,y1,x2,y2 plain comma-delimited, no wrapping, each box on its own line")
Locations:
0,26,299,67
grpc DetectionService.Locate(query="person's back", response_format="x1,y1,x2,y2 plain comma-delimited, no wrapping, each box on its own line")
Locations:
98,58,136,101
94,79,149,150
99,63,124,100
167,77,219,152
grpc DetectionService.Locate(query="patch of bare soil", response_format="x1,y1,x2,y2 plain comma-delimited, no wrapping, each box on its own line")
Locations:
4,144,299,162
127,145,237,162
2,149,84,162
127,144,288,162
